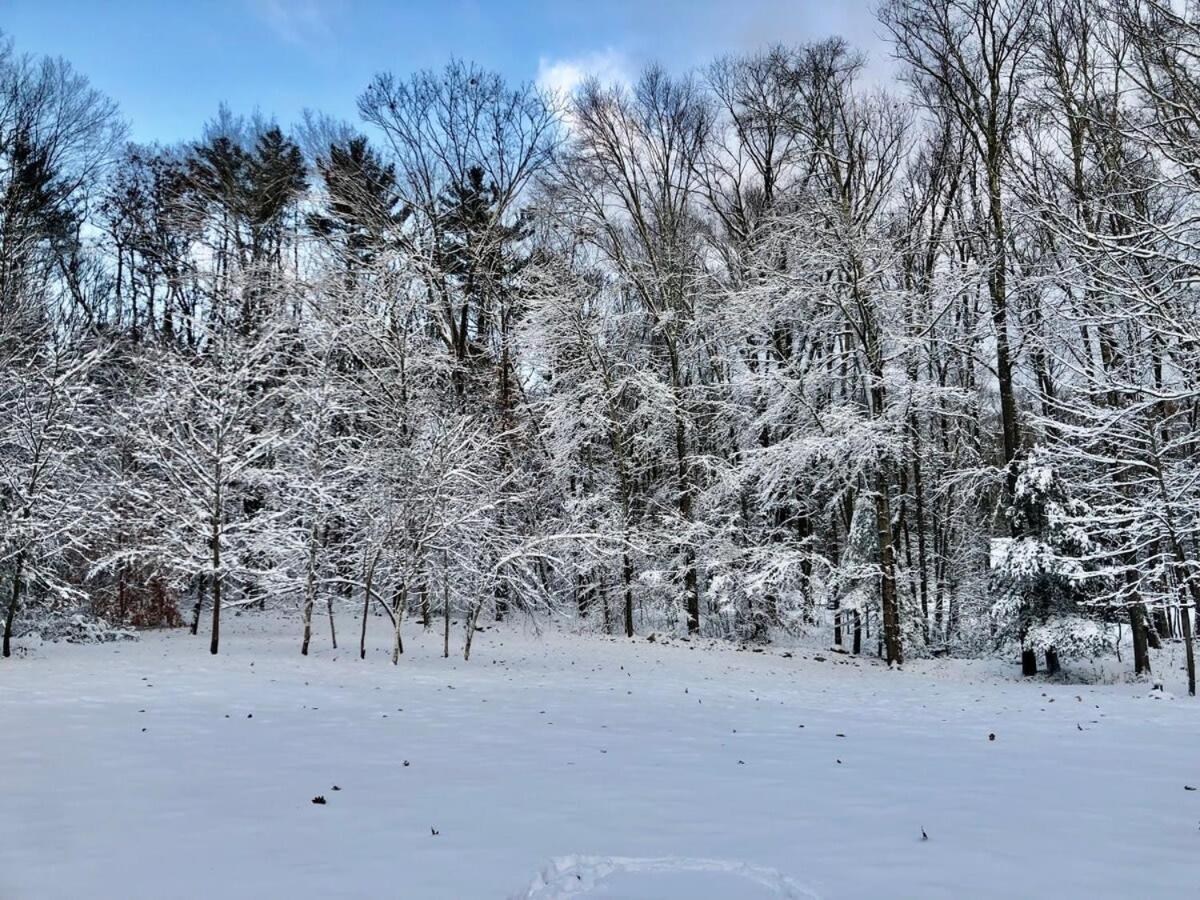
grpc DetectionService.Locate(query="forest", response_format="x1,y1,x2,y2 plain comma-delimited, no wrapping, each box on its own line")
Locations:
6,0,1200,689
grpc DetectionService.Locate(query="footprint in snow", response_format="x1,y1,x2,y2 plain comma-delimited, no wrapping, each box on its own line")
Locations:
513,855,819,899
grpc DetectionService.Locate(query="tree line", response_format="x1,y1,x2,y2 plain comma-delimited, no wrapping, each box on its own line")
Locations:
4,0,1200,685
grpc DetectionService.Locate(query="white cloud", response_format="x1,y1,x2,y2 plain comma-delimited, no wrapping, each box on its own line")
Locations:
536,48,632,99
250,0,337,53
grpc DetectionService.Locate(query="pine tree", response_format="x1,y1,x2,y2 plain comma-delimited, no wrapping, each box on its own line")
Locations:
308,136,405,270
991,449,1109,675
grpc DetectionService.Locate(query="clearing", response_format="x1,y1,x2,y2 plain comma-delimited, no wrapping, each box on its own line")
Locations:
1,614,1197,898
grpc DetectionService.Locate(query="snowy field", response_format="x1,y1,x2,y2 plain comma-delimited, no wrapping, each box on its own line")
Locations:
3,615,1199,899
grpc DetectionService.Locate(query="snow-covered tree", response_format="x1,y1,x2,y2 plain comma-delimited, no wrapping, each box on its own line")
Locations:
0,334,105,656
991,449,1109,675
126,319,282,654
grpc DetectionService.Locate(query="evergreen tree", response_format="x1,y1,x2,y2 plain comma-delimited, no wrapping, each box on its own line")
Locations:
991,449,1109,674
308,136,405,269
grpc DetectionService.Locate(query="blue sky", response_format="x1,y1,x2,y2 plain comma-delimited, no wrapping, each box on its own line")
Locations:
2,0,889,144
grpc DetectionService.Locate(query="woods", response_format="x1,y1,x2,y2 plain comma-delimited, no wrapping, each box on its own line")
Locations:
6,0,1200,682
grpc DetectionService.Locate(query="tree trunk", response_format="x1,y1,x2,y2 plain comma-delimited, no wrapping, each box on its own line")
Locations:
988,163,1020,478
669,353,700,635
117,562,128,623
419,580,430,630
359,564,375,661
3,552,24,658
190,574,205,636
911,449,931,645
209,521,222,656
1147,611,1163,650
1130,603,1152,676
1021,649,1038,677
1153,606,1172,640
1181,597,1196,697
393,580,412,667
442,560,451,659
391,583,406,665
300,524,319,656
874,474,903,666
1044,647,1060,677
683,545,700,635
464,598,485,662
357,585,367,662
622,550,635,638
852,609,862,655
326,592,337,650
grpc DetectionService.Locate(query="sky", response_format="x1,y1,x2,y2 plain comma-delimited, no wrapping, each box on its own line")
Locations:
1,0,891,145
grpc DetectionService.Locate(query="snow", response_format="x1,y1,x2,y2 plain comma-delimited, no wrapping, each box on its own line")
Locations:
3,614,1199,899
988,537,1013,570
520,856,818,898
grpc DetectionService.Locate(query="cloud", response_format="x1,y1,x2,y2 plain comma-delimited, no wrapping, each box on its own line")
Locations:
249,0,337,53
536,48,632,99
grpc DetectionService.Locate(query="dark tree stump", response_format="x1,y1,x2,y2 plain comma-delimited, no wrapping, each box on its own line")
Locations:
1021,649,1038,677
1044,647,1060,676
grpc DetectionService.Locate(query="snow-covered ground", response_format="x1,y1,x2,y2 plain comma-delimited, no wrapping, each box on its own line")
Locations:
2,613,1198,899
